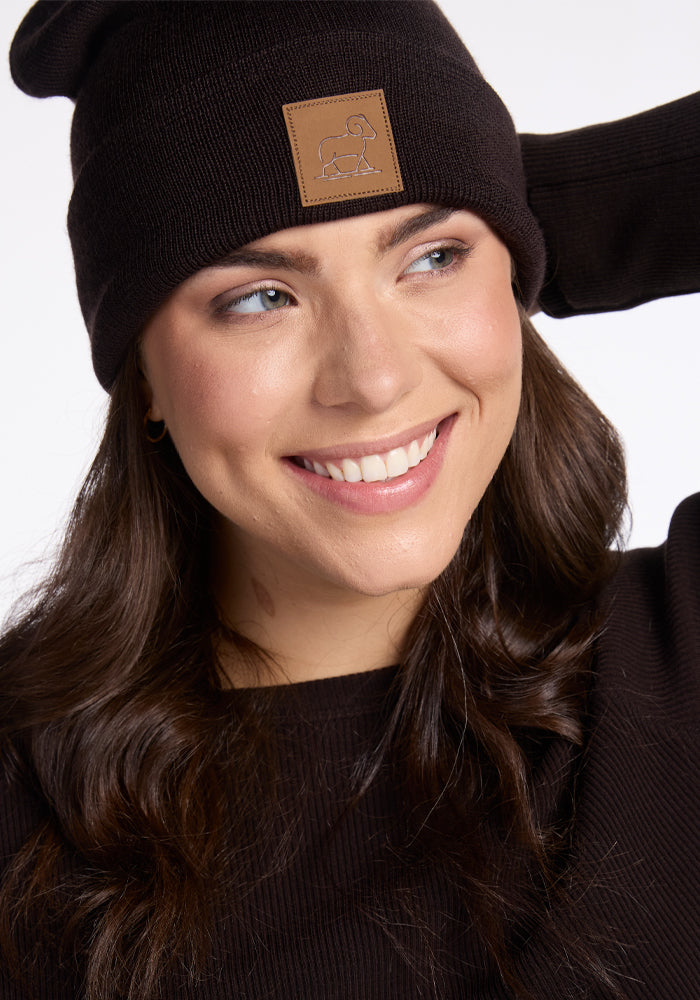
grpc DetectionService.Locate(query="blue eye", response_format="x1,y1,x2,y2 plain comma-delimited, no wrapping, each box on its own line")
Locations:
225,288,290,313
405,248,455,273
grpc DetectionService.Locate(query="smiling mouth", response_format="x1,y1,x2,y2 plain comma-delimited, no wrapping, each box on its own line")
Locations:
290,425,440,483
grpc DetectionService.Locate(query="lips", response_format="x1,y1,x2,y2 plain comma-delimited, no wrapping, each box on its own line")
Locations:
283,415,455,515
292,426,438,483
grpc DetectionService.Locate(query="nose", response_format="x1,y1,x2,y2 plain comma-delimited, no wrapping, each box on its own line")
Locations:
311,299,422,413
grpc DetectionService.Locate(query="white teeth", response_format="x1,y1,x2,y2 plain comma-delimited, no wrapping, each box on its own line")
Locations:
406,440,421,468
299,425,439,483
386,446,409,478
360,454,388,482
326,462,345,481
341,458,362,482
419,429,436,460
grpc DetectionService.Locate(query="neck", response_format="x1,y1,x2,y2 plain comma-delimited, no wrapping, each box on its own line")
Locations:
212,537,424,688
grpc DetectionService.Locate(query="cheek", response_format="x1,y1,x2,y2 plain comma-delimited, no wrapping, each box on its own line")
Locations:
145,331,298,470
437,292,523,399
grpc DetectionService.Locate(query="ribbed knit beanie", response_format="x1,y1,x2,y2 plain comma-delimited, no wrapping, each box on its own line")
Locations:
10,1,545,391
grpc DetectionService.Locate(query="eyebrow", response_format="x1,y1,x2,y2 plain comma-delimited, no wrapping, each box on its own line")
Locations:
375,206,457,254
210,248,321,276
208,206,457,276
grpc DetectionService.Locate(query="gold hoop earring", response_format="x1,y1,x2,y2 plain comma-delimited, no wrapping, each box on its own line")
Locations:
144,411,167,444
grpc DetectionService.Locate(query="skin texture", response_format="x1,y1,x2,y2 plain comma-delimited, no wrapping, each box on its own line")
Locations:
140,205,522,683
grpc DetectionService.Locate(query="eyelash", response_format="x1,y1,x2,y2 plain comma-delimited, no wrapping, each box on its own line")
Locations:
403,242,473,276
216,286,294,315
212,241,473,318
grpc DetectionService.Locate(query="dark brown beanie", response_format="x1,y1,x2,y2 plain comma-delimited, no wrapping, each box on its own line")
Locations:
10,1,545,390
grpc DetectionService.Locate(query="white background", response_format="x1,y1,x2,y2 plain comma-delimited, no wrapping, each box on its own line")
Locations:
1,0,698,622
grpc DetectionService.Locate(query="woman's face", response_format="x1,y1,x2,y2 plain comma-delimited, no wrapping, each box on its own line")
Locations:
140,205,521,600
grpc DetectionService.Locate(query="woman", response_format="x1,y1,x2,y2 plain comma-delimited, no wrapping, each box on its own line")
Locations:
2,2,698,998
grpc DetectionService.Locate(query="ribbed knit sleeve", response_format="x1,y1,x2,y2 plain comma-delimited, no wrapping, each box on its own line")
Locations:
522,92,700,316
573,493,700,998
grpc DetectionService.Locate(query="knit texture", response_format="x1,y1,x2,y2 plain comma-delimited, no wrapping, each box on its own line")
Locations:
10,1,545,389
522,91,700,317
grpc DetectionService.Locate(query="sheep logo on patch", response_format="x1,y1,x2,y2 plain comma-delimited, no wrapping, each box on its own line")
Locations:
315,114,381,180
282,90,402,206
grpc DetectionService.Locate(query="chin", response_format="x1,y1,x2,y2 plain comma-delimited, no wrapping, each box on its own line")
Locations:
328,533,464,598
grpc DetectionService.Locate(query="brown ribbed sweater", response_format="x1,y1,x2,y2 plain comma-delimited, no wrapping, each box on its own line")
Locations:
1,494,698,998
522,91,700,318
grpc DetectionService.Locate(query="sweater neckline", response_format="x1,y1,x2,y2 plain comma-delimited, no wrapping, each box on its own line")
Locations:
235,664,399,721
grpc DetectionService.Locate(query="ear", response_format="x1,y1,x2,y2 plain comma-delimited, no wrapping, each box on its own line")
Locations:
137,343,164,422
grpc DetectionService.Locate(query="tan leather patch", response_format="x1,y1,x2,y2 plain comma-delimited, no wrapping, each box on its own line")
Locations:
283,89,403,207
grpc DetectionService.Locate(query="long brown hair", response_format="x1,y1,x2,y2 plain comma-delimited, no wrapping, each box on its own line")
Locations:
0,314,627,999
